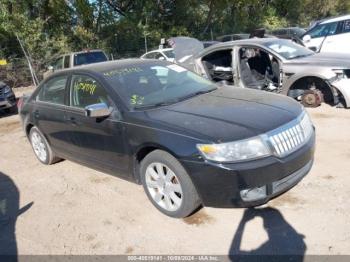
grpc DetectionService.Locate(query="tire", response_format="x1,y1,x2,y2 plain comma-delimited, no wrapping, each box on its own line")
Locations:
140,150,201,218
29,126,60,165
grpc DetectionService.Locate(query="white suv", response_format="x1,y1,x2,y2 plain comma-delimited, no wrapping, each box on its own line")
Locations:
302,14,350,53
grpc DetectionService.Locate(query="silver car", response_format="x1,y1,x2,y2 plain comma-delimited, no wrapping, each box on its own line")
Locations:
171,37,350,108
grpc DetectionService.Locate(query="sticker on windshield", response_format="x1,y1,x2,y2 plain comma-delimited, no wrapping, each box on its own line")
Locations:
103,67,143,77
167,64,187,73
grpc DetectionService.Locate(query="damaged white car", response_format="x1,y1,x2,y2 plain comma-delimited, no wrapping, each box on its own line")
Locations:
170,37,350,108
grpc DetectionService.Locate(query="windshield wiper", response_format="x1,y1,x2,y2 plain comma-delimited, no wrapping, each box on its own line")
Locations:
133,100,179,110
133,88,217,110
177,88,217,102
290,54,313,59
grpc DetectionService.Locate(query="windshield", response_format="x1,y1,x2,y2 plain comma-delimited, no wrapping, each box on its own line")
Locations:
74,51,108,66
264,40,314,59
103,62,216,109
293,28,306,38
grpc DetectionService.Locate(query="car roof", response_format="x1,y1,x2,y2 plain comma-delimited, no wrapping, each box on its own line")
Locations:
52,59,167,75
56,50,105,58
204,38,280,49
146,48,173,53
320,14,350,24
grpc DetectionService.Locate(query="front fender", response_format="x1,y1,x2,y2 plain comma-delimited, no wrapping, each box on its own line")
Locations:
330,79,350,108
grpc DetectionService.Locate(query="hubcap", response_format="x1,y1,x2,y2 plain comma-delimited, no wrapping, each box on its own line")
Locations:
145,163,183,212
31,132,47,162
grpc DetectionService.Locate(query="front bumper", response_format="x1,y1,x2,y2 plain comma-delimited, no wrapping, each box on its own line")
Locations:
181,132,315,208
330,78,350,108
0,94,16,110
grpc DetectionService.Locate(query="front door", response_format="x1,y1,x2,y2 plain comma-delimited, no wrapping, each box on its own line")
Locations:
64,74,129,174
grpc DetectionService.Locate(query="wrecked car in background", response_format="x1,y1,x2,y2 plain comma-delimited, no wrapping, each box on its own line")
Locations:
170,37,350,108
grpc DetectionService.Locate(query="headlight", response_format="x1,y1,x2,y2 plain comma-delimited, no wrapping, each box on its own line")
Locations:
4,86,12,94
197,136,270,162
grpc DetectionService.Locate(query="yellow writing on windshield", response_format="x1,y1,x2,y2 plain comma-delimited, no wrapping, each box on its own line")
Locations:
74,82,97,95
130,94,144,105
104,67,142,77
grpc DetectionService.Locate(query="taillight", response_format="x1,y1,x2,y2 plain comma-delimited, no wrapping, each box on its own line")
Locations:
17,97,24,111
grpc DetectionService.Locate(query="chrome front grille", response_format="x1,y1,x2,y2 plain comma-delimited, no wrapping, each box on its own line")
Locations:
267,113,313,157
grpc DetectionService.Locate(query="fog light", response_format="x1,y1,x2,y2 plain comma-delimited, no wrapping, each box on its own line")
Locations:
240,185,267,201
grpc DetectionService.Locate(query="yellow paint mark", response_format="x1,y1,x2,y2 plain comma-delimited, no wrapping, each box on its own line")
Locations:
74,82,97,95
130,94,144,105
0,59,7,66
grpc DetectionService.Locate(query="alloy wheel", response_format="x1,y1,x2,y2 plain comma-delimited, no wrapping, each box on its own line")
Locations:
31,132,47,162
145,162,183,212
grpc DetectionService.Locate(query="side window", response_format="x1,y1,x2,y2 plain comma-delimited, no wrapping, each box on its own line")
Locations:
63,55,70,69
144,52,156,59
52,56,64,70
308,22,338,38
37,76,67,105
70,75,109,108
154,52,165,60
342,20,350,33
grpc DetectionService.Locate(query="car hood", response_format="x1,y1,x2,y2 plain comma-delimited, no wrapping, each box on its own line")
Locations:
287,53,350,68
144,87,303,143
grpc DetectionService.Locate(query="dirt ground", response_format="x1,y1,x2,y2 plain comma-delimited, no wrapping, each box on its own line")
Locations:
0,88,349,256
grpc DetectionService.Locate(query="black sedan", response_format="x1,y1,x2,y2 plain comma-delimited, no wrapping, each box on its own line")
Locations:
19,59,315,218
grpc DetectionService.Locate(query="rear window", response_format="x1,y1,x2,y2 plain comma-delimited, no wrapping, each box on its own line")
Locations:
73,51,108,66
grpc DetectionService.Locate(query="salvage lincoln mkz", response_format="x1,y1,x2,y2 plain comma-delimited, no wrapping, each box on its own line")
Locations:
19,59,315,218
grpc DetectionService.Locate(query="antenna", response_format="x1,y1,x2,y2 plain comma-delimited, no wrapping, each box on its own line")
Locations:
16,34,39,86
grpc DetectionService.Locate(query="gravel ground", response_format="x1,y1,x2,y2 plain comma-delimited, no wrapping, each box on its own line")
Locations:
0,88,349,256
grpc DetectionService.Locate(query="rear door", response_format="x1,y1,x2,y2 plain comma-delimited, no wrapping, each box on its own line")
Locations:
64,74,128,174
33,75,70,154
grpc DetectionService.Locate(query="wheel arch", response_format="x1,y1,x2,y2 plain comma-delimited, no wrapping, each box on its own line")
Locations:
25,123,34,137
287,76,336,105
132,143,179,184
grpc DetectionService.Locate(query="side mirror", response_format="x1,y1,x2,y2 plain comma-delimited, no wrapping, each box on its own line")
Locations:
303,35,311,42
85,103,112,118
309,46,317,52
158,56,165,61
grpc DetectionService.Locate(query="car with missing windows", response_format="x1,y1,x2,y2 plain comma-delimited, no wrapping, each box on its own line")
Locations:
0,81,17,113
43,49,108,79
170,37,350,108
19,59,315,218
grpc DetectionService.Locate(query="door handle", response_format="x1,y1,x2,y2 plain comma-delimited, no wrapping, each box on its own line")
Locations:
34,110,40,119
65,116,78,125
69,117,78,125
